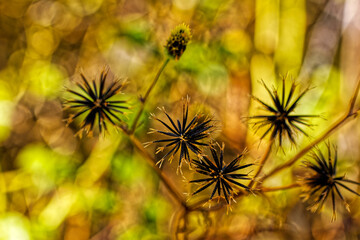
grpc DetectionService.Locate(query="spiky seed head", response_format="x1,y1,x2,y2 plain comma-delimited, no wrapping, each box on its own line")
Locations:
248,76,319,146
63,70,129,137
147,97,214,169
189,143,253,205
165,23,192,60
300,143,360,221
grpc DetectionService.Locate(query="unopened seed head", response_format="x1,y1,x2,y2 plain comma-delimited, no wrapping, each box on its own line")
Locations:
165,23,192,60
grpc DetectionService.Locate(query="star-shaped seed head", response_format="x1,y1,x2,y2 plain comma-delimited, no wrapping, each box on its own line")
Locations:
146,97,214,169
63,70,129,137
249,76,318,146
190,143,253,205
300,143,360,221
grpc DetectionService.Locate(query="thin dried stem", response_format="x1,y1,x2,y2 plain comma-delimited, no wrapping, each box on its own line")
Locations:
258,73,360,184
121,58,187,209
248,139,274,189
128,134,187,208
130,58,170,133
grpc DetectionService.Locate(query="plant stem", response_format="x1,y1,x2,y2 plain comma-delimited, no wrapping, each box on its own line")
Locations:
128,134,187,208
188,73,360,212
248,140,274,189
121,58,187,208
130,58,170,133
123,58,186,207
258,73,360,184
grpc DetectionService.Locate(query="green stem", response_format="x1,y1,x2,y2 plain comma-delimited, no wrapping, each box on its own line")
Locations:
122,58,187,208
130,58,170,133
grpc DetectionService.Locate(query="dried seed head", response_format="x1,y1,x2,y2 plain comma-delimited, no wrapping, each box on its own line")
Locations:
189,143,253,205
165,23,192,60
248,75,319,146
63,70,129,137
147,97,214,169
299,143,360,221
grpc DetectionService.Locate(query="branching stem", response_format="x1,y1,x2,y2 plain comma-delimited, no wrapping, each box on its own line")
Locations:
120,57,187,208
258,73,360,184
187,73,360,212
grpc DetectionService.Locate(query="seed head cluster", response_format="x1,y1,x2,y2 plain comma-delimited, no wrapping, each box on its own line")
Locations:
59,23,360,220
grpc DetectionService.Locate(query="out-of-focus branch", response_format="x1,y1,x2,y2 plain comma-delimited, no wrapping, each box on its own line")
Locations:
298,0,343,84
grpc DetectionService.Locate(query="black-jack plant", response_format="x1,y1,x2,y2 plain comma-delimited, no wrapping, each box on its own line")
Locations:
60,23,360,239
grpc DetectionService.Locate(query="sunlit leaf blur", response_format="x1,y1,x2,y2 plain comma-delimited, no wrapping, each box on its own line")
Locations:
1,0,360,239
